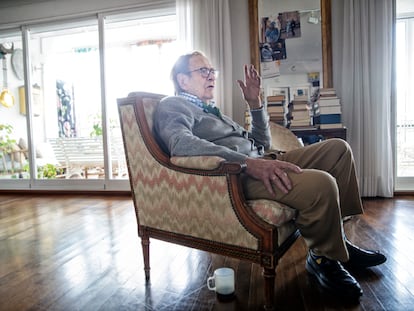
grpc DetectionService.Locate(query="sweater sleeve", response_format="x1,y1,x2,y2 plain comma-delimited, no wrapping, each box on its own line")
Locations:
249,107,272,150
154,97,249,163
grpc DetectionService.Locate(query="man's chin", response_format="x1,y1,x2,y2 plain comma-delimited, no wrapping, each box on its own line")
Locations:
204,92,215,100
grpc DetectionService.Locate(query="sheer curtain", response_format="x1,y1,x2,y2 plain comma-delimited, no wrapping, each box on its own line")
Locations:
332,0,395,197
176,0,233,116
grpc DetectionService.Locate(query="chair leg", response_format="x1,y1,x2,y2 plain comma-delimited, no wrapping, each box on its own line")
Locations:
141,233,150,282
263,267,276,311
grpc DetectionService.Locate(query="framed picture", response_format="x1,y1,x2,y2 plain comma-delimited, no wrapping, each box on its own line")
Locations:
267,86,290,104
19,85,42,117
290,85,311,100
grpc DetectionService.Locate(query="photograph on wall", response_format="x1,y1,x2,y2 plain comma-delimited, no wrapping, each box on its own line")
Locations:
290,85,311,100
278,11,301,39
307,72,320,87
260,59,280,79
260,16,287,62
259,39,287,62
261,16,282,44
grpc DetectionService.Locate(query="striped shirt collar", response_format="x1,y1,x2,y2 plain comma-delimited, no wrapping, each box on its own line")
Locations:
178,92,216,108
178,92,221,118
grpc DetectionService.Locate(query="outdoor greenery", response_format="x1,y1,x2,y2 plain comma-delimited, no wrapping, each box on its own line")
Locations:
89,114,118,137
22,162,65,179
0,124,16,155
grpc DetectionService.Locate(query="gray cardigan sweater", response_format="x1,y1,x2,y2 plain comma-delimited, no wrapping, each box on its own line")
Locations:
154,96,271,163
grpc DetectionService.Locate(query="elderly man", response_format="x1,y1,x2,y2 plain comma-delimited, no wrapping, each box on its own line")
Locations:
154,51,386,300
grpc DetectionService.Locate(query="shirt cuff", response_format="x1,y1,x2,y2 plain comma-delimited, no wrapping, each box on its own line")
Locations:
250,106,264,112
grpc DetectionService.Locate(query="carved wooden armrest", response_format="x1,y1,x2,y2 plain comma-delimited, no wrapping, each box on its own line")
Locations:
168,155,246,175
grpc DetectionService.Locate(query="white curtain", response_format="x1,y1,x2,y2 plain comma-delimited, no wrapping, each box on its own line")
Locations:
332,0,395,197
176,0,233,116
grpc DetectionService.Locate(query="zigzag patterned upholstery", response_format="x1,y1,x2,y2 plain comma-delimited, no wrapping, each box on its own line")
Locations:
117,92,301,310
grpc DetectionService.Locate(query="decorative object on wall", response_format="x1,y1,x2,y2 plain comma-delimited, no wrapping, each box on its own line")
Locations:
260,16,287,64
0,42,15,108
56,80,76,138
290,85,311,100
279,11,301,39
260,10,301,65
19,85,41,116
249,0,333,88
307,71,320,87
11,48,24,80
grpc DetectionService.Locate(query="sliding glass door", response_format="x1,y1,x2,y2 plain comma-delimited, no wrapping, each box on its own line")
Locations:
28,21,104,181
0,5,178,191
103,12,179,182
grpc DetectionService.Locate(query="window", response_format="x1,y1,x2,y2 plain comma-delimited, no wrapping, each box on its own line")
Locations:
396,14,414,190
0,6,180,190
0,33,28,183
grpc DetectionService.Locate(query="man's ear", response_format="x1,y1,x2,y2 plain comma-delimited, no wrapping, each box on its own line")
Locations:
177,73,190,91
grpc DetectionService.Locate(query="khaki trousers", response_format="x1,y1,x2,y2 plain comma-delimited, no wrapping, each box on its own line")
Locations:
242,138,363,262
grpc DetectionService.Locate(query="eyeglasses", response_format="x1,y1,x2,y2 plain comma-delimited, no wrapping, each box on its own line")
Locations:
186,67,219,78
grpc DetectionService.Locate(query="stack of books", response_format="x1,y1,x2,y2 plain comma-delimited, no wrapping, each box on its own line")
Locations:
314,88,343,129
287,94,313,129
266,94,287,126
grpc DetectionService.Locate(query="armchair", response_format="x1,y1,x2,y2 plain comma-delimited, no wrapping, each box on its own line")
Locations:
117,92,303,310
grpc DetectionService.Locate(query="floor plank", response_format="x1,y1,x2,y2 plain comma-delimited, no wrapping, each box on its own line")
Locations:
0,194,414,310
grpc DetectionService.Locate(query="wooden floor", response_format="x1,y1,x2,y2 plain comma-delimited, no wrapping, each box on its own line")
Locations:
1,194,414,311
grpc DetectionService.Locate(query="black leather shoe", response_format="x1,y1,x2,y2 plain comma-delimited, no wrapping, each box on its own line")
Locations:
306,251,363,300
344,240,387,269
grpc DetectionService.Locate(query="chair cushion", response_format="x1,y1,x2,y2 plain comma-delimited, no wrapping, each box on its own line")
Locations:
248,199,296,226
269,122,303,152
171,155,225,170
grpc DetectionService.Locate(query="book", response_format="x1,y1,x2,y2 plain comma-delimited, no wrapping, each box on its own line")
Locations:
317,113,341,124
290,125,317,131
291,110,310,119
319,95,339,99
320,123,344,129
290,119,311,126
267,104,285,108
267,95,286,102
267,105,285,113
293,94,309,101
268,111,285,117
289,125,318,130
319,88,337,96
315,105,342,114
318,98,341,107
291,101,309,111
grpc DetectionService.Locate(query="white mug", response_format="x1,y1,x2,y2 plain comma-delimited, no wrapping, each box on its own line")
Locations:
207,267,235,301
